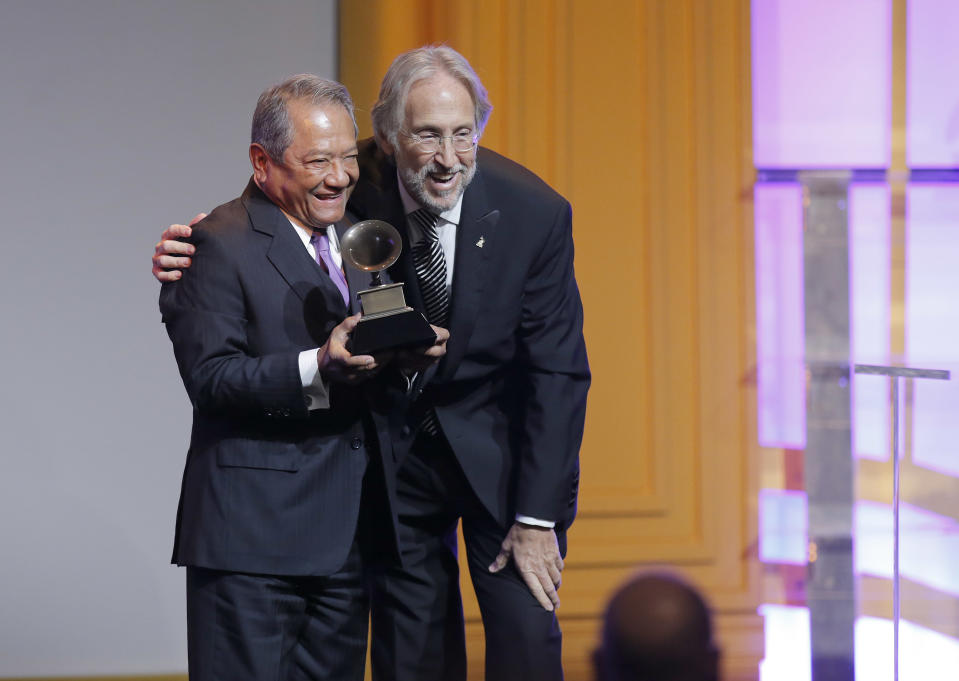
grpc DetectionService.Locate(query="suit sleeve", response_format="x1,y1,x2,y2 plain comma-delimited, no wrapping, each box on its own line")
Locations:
514,200,591,524
159,227,309,419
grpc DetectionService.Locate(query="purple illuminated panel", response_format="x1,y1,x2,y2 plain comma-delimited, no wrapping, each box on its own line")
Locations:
755,184,891,452
759,488,808,565
850,184,891,460
759,497,959,680
761,608,959,681
757,488,959,588
759,604,811,681
755,183,805,449
907,0,959,166
906,185,959,477
752,0,891,168
855,500,959,597
857,617,959,681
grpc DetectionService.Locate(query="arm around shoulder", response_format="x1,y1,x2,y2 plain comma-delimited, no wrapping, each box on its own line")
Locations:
160,225,307,419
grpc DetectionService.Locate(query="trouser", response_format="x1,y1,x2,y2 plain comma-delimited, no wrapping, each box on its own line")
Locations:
370,430,565,681
186,542,368,681
184,460,392,681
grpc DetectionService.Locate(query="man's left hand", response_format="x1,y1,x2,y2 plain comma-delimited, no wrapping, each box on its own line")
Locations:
394,324,450,372
488,522,564,612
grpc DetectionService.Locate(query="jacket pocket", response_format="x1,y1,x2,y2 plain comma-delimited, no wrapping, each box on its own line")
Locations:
216,440,300,472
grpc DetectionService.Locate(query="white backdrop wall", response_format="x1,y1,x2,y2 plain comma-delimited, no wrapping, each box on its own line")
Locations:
0,1,337,675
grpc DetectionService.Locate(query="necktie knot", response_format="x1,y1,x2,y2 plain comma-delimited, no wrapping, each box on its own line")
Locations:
309,230,326,252
410,208,440,243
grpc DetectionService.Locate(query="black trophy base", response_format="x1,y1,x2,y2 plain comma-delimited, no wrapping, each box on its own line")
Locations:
348,308,436,355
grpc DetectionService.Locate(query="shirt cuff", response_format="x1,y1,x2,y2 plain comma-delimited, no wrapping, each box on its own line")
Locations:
298,348,330,410
515,515,555,529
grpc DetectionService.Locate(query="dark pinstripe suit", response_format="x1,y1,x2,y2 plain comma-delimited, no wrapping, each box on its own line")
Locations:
160,178,402,680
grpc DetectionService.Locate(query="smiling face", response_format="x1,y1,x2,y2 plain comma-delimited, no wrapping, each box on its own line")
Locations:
251,98,358,229
383,72,478,213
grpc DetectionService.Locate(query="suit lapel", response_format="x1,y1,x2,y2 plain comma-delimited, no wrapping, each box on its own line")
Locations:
440,173,500,380
243,179,348,317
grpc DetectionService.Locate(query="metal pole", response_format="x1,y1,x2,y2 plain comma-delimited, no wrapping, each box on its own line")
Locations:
891,377,900,681
854,364,950,681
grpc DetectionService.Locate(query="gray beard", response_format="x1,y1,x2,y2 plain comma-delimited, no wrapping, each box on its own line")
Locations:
399,158,477,214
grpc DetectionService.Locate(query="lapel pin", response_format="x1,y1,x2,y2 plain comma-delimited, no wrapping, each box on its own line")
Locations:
476,236,485,248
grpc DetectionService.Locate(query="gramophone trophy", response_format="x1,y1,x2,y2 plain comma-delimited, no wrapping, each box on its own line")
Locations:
340,219,437,355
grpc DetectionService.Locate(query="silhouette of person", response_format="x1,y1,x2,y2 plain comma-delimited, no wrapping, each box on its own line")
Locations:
594,572,720,681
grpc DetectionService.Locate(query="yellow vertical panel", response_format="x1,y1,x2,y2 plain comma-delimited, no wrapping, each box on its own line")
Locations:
552,0,572,195
691,2,732,554
502,1,525,158
425,1,474,63
339,0,434,138
891,0,906,172
645,0,699,533
453,1,511,153
688,0,760,605
516,0,558,185
567,0,657,510
890,0,906,357
426,0,451,38
340,1,761,678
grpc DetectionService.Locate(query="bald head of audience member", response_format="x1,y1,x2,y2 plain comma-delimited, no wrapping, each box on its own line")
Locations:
595,573,719,681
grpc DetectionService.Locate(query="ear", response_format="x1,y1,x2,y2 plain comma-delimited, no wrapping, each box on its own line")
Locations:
374,131,395,157
249,143,271,184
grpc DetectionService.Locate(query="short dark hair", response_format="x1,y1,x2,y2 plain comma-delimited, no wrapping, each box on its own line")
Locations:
251,74,357,161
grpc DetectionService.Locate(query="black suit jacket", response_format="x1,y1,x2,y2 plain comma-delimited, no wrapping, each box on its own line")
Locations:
350,139,590,530
160,179,400,576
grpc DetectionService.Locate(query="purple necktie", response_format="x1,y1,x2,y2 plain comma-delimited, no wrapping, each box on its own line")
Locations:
310,231,350,308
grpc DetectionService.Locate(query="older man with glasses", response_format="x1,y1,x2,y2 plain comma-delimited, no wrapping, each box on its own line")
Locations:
154,46,589,681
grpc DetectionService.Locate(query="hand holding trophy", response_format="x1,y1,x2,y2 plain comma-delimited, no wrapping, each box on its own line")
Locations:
340,220,437,355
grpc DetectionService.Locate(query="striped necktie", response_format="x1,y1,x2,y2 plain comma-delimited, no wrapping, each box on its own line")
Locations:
409,208,448,436
409,208,449,328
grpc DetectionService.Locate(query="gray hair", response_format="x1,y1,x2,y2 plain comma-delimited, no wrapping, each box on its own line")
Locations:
370,45,493,148
251,74,357,161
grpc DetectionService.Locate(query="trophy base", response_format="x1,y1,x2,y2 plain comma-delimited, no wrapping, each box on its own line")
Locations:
349,307,436,355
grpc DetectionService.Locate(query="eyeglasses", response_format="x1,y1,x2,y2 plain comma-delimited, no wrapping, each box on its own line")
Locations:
403,130,478,154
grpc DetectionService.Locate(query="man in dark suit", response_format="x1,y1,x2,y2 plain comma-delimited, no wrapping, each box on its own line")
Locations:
154,46,589,681
159,74,446,681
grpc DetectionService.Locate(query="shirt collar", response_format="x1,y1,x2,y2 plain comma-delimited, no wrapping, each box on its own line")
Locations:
396,171,463,226
287,218,340,254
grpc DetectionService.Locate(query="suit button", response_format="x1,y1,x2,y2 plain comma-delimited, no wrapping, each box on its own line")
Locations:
400,426,411,439
350,437,363,450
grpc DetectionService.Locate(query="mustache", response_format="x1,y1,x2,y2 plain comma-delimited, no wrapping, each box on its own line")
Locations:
421,162,467,175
